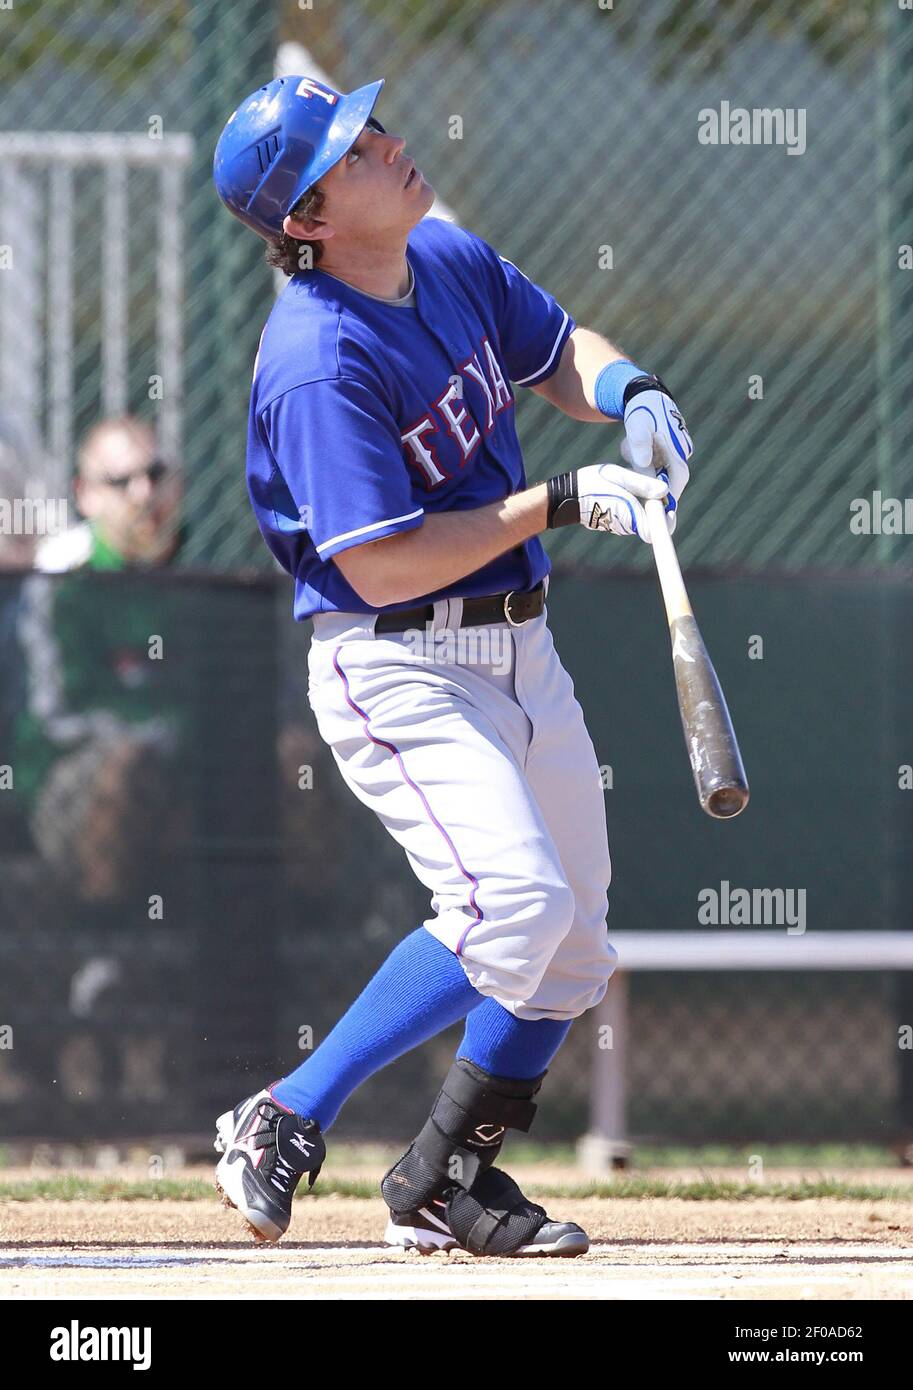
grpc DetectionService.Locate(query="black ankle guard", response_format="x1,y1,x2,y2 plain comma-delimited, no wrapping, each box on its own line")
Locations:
381,1059,552,1256
381,1058,543,1210
417,1057,541,1191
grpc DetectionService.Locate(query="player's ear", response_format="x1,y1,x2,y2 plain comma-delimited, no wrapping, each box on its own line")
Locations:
283,211,334,242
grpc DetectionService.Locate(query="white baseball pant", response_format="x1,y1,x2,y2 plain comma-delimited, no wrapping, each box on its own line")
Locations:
306,594,616,1021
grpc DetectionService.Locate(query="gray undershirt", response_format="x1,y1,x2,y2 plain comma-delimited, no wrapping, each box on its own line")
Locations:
320,260,416,308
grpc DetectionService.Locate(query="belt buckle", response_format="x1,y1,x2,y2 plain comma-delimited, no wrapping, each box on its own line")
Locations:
503,590,527,627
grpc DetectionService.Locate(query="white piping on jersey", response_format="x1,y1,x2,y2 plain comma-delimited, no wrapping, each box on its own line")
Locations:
315,507,424,555
511,310,570,387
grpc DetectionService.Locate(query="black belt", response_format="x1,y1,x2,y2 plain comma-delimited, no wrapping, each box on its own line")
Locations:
374,581,545,634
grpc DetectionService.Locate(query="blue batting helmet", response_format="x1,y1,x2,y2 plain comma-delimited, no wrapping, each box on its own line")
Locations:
213,75,385,241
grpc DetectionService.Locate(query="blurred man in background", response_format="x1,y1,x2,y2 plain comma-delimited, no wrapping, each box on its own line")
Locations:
2,415,188,1109
35,415,181,573
13,414,186,901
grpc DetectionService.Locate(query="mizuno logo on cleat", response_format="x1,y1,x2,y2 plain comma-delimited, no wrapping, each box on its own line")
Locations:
290,1131,315,1155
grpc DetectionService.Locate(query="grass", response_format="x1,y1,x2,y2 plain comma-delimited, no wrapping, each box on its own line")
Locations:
321,1141,903,1169
0,1141,901,1172
630,1143,901,1169
1,1173,912,1203
0,1175,373,1202
0,1140,906,1204
544,1177,913,1202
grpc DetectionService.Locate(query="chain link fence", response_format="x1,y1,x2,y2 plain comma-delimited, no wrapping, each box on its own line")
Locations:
1,0,276,569
1,569,911,1145
1,3,912,1152
3,1,912,570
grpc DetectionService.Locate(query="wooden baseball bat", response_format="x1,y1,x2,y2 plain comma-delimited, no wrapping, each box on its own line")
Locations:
644,495,749,819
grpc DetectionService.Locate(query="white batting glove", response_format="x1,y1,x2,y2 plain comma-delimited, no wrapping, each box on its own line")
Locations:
546,462,669,543
621,377,693,534
620,438,688,536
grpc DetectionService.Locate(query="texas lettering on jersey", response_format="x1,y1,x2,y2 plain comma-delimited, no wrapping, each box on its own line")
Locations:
246,215,575,619
401,336,513,488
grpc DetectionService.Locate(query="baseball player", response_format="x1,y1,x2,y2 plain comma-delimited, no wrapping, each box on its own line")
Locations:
212,75,693,1257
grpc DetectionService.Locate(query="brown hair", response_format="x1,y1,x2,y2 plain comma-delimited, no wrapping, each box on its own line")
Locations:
265,185,327,277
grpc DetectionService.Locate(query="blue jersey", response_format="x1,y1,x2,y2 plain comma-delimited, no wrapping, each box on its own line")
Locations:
246,216,575,620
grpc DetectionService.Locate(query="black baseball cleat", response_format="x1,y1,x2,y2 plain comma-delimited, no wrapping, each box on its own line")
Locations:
214,1088,325,1243
383,1188,590,1257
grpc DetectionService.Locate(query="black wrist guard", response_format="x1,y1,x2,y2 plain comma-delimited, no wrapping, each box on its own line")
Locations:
546,472,579,528
622,372,675,408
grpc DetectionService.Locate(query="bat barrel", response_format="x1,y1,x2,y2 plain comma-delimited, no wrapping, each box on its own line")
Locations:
670,613,750,820
644,496,750,821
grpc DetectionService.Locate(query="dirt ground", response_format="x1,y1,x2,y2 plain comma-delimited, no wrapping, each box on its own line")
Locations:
2,1187,912,1300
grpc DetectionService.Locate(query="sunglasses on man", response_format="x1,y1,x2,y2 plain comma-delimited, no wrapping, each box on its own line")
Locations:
100,459,170,490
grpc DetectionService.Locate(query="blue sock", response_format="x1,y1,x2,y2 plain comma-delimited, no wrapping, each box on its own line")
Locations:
458,997,573,1080
271,928,482,1130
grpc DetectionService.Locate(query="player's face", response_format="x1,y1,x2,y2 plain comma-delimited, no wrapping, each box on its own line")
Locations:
311,124,435,239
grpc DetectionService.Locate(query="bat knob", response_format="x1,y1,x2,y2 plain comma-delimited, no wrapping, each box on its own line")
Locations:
705,784,750,819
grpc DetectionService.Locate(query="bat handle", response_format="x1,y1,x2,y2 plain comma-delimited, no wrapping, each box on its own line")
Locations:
644,496,691,626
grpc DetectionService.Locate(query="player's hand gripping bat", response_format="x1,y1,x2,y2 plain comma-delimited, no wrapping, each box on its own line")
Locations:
643,493,749,819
